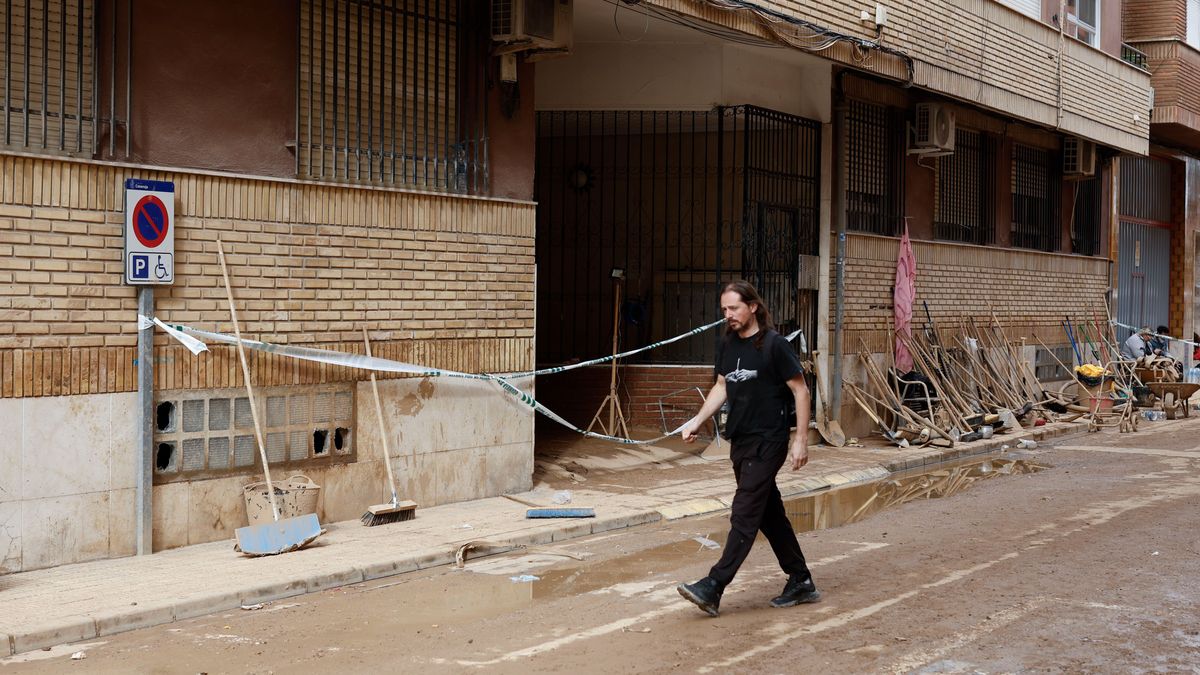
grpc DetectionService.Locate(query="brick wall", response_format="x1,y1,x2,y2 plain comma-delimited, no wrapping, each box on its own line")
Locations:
535,364,715,434
648,0,1151,154
1123,0,1185,40
1170,158,1188,337
835,233,1111,354
0,153,536,397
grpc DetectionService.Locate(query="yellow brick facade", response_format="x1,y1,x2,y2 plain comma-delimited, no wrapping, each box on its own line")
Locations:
0,153,537,398
836,233,1111,353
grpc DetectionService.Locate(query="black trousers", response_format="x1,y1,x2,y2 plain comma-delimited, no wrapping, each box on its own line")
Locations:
708,436,812,589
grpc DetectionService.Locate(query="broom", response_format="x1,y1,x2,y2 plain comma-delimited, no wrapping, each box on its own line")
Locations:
360,326,418,526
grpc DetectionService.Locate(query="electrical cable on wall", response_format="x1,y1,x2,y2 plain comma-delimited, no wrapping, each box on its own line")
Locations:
642,0,917,86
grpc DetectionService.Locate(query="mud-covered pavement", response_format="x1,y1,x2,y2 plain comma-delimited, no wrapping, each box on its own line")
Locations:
6,420,1200,674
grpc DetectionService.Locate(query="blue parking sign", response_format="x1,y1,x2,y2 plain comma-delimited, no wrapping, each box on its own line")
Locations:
129,254,150,280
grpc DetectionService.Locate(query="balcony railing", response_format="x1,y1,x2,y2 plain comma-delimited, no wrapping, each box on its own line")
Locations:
1122,43,1149,71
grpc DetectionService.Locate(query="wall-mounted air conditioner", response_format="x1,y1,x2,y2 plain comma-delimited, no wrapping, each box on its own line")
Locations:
1063,136,1097,177
908,102,956,155
492,0,572,59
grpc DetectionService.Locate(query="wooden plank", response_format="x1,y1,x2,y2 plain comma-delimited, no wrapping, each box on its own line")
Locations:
1,351,12,398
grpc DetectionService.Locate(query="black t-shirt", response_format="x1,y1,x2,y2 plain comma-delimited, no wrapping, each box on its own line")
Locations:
716,329,804,442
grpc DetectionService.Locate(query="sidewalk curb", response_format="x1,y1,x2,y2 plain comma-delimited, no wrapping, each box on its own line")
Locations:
0,418,1139,657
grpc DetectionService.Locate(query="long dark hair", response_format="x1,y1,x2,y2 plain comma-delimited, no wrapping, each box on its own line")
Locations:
722,280,774,349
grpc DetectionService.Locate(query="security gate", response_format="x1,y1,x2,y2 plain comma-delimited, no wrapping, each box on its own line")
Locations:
1116,157,1173,340
534,105,822,366
739,107,821,358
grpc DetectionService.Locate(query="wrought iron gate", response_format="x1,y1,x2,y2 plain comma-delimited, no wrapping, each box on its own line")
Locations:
535,105,822,366
738,107,821,357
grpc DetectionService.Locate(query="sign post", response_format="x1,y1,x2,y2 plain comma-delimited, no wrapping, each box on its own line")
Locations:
125,179,174,556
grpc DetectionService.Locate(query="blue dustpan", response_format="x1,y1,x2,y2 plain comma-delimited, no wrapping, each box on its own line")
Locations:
235,513,325,556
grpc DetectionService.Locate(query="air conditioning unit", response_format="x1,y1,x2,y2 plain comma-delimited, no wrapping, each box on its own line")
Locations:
1063,136,1096,177
492,0,572,58
910,103,956,154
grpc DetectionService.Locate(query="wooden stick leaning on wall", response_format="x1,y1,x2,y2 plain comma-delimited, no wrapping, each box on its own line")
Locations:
218,239,324,556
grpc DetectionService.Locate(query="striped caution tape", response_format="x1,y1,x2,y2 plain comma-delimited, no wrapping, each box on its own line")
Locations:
149,318,722,445
138,314,208,355
1111,321,1199,348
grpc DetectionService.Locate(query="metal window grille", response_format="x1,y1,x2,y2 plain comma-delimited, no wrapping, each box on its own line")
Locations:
296,0,488,194
0,0,97,155
534,106,821,366
152,384,356,484
1119,156,1172,221
1035,344,1073,381
934,128,995,245
1011,143,1060,252
846,99,904,236
1070,176,1102,256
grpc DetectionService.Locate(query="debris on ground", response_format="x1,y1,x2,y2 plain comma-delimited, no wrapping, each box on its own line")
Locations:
692,536,720,551
509,574,540,583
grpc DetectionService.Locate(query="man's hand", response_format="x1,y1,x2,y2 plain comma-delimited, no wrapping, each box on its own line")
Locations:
788,441,809,471
680,417,701,443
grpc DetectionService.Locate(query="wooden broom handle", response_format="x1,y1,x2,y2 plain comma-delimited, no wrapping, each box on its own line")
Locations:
362,327,399,502
216,240,280,522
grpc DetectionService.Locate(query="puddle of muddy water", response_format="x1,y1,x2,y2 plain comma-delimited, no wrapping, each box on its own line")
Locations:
785,455,1048,533
344,454,1047,631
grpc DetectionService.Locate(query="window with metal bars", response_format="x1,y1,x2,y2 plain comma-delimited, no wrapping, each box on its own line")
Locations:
296,0,488,194
1011,144,1061,252
846,99,904,236
1070,176,1102,256
0,0,96,155
934,128,995,245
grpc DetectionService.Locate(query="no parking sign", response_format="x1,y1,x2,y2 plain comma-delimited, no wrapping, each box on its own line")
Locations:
124,179,175,284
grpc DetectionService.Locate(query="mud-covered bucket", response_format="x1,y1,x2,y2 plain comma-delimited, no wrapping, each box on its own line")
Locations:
242,475,321,526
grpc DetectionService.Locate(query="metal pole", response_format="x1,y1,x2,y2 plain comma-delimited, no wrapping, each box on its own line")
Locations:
136,286,154,555
830,91,848,421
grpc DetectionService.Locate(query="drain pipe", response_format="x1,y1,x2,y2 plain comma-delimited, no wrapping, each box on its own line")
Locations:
830,80,849,420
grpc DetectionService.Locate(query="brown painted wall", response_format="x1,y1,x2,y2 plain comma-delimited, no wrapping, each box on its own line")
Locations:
125,0,298,176
489,61,537,201
1123,0,1185,40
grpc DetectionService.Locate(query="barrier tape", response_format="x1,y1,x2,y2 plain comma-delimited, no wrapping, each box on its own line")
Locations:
138,314,208,356
148,318,729,445
1111,321,1199,349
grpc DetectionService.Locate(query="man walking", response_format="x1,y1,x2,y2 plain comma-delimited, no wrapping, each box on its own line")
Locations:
676,280,818,617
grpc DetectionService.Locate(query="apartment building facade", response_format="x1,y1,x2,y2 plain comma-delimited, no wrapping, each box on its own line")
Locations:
531,0,1151,439
1121,0,1200,356
0,0,539,572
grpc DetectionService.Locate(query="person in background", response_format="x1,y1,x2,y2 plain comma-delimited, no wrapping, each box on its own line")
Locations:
1148,326,1171,356
1120,327,1152,361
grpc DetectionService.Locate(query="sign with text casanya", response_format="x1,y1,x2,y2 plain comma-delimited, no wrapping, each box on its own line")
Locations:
124,179,175,285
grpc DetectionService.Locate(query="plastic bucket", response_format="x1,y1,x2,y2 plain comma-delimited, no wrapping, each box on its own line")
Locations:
242,474,321,526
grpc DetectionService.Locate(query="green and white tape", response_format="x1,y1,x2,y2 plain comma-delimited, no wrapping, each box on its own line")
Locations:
148,317,725,445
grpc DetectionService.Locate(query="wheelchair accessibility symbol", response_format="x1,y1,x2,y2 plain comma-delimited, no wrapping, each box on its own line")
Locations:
128,253,173,283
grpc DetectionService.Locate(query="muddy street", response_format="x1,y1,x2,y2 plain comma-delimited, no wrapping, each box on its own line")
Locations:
6,423,1200,674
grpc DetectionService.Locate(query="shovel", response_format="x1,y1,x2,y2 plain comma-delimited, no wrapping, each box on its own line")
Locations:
809,350,847,447
217,240,325,556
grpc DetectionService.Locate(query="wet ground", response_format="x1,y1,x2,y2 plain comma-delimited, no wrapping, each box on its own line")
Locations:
5,420,1200,673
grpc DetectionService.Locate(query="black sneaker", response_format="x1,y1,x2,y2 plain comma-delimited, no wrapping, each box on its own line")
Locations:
677,577,723,617
770,574,821,608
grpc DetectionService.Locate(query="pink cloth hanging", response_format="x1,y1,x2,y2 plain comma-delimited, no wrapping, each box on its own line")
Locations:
894,220,917,373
